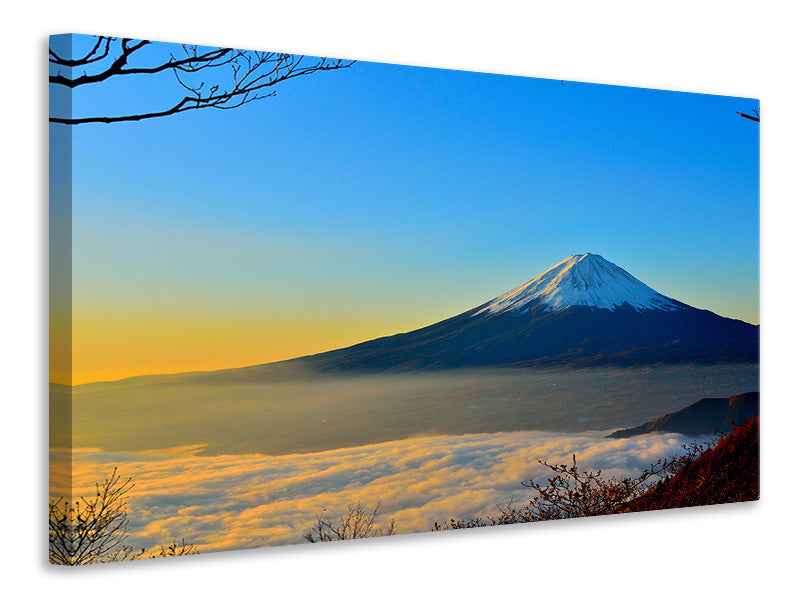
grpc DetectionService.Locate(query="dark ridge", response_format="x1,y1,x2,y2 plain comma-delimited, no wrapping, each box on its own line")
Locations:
607,392,759,438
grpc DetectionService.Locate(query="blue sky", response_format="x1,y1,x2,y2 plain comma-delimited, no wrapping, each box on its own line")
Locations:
59,35,759,381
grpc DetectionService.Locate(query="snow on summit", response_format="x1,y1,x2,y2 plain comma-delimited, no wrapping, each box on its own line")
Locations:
477,253,680,315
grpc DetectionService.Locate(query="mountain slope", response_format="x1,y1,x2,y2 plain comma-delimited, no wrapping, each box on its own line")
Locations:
294,253,758,373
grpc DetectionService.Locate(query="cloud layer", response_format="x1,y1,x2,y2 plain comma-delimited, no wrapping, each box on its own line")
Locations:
51,429,707,555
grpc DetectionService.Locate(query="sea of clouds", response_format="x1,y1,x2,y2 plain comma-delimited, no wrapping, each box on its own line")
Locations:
51,429,710,555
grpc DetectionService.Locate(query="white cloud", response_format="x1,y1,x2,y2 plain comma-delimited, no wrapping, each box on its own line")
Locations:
51,429,709,554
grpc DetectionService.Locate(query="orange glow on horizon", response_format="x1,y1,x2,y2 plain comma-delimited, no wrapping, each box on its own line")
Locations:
67,311,430,386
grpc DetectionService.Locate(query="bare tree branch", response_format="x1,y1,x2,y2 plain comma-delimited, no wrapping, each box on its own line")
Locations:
737,108,760,123
49,467,143,565
434,438,717,530
303,500,397,543
49,36,112,67
49,36,355,124
49,467,198,564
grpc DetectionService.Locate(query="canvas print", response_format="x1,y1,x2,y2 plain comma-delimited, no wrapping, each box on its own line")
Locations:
49,33,759,565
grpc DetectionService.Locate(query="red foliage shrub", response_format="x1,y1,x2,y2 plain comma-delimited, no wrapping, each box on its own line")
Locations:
622,416,759,512
435,417,759,530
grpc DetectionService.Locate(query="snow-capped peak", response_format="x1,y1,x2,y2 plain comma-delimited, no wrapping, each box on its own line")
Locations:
477,253,680,315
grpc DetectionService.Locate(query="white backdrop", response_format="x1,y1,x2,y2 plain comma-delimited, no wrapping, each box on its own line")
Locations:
4,1,797,598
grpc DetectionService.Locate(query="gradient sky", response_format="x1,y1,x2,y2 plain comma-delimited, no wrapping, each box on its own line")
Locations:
54,35,760,384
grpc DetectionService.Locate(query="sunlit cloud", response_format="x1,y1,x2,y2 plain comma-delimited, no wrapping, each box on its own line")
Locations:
51,430,708,555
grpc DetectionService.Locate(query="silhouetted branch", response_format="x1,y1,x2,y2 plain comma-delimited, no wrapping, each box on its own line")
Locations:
49,467,198,564
434,438,717,530
737,108,760,122
49,36,355,124
304,500,396,543
49,467,142,565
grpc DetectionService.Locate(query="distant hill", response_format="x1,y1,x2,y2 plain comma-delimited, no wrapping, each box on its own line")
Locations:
607,392,759,438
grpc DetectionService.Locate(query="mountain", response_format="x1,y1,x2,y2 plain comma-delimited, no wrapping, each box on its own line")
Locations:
476,253,681,314
607,392,759,438
294,253,758,373
91,253,757,389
